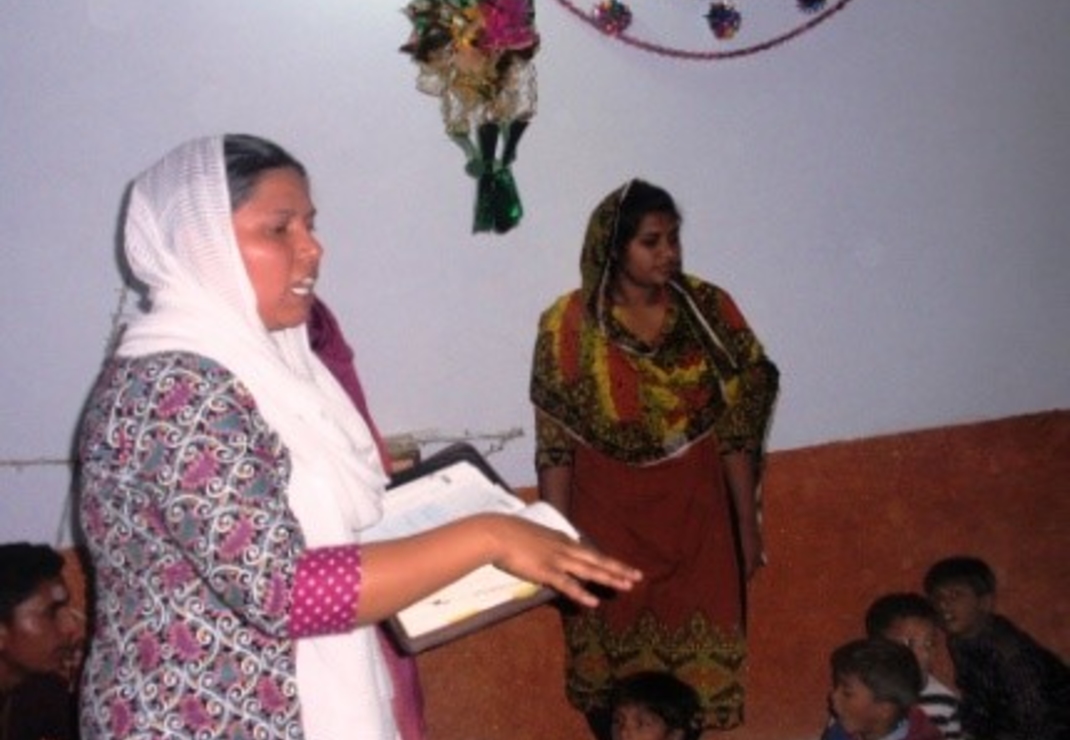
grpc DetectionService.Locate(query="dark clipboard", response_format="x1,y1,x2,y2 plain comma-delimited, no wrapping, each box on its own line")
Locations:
381,443,565,655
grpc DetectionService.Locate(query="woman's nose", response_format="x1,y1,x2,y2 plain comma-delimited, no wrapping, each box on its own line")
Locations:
58,606,82,638
303,231,323,260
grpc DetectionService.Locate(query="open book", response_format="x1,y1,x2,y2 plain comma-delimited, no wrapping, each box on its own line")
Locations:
362,444,580,654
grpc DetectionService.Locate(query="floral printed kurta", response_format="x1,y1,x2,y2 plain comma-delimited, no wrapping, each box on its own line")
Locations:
78,352,361,739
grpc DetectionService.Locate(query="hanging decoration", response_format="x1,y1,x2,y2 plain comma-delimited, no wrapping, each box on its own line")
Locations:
591,1,632,34
401,0,540,234
553,0,859,61
705,2,742,41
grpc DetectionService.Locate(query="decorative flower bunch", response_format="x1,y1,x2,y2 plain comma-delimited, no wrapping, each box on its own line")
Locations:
401,0,540,234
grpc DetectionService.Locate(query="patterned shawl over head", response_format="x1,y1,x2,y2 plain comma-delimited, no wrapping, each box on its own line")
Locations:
531,181,779,465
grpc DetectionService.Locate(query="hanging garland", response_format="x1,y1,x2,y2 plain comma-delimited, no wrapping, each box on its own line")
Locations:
401,0,539,234
553,0,859,61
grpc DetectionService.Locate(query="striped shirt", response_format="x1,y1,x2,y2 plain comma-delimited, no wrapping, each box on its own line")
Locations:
920,674,962,740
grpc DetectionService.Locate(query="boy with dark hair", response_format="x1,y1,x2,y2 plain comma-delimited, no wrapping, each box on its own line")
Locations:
865,592,962,738
0,542,80,740
924,555,1070,740
609,671,704,740
823,638,942,740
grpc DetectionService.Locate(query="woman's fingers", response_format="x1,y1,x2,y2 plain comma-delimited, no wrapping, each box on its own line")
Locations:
492,519,641,607
536,539,642,607
563,546,642,590
551,573,599,608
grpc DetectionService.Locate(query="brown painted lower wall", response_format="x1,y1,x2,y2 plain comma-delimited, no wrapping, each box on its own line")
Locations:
416,410,1070,740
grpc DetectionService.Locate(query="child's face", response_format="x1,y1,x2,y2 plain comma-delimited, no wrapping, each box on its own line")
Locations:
829,674,896,740
928,583,992,638
0,576,80,682
882,616,938,675
611,703,685,740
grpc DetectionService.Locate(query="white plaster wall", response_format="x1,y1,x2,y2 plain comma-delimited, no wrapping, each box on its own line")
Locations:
2,0,1068,544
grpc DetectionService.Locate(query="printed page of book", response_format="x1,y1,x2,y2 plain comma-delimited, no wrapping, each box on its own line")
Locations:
361,449,582,651
392,500,577,639
362,460,528,542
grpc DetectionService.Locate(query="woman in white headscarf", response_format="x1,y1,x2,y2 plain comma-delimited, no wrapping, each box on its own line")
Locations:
76,134,641,740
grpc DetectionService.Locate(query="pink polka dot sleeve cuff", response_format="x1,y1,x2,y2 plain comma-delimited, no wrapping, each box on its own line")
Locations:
289,544,361,639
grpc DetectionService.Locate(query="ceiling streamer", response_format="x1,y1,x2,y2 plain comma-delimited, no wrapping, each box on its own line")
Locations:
552,0,860,61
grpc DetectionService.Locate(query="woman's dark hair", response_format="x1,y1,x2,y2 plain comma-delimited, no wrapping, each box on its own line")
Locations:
923,555,997,598
611,179,681,261
0,542,64,623
610,670,703,740
831,638,923,717
864,592,940,638
223,134,307,211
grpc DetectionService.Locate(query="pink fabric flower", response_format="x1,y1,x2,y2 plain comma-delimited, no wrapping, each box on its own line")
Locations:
158,379,194,418
179,696,212,731
168,621,202,661
480,0,537,52
162,560,194,590
219,517,255,560
265,571,288,617
257,677,288,713
180,450,217,490
137,634,161,672
109,699,133,737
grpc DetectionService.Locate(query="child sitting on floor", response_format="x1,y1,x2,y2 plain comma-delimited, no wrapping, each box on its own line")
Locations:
609,670,703,740
0,542,81,740
865,593,962,739
923,555,1070,740
823,638,942,740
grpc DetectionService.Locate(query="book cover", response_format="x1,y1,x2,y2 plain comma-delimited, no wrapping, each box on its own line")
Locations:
363,443,577,654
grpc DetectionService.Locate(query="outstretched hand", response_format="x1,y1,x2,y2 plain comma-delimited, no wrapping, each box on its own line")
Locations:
484,514,642,608
358,511,642,624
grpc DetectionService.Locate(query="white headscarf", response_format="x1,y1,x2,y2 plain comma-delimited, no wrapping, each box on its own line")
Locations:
118,135,397,740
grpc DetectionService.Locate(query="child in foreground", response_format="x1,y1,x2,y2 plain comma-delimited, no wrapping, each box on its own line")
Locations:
823,638,942,740
924,555,1070,740
609,671,703,740
865,593,962,739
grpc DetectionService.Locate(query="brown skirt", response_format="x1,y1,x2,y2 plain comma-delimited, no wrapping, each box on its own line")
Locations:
562,435,746,730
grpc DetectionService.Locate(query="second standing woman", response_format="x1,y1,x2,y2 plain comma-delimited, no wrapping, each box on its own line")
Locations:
530,180,779,737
